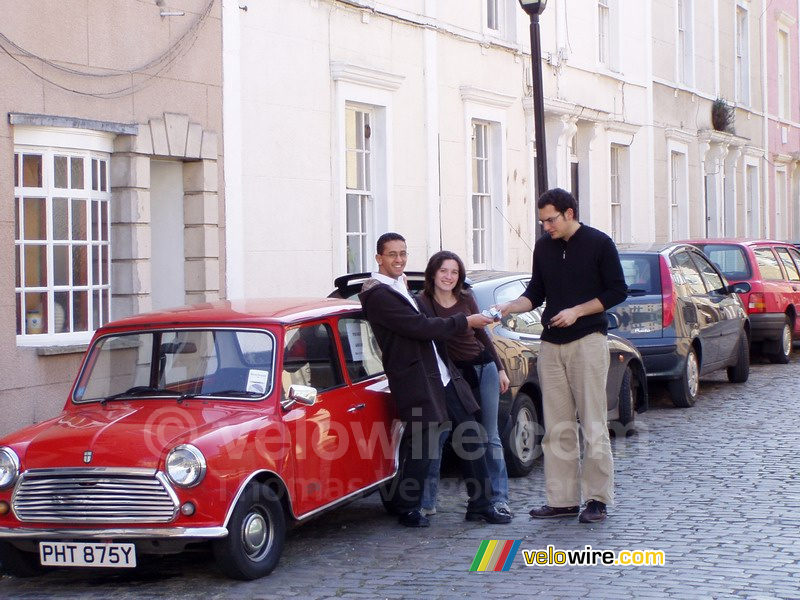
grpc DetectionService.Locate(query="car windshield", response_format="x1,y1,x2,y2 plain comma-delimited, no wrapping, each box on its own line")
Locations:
72,329,276,404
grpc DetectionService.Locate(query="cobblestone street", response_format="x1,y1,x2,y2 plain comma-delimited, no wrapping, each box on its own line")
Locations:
2,357,799,599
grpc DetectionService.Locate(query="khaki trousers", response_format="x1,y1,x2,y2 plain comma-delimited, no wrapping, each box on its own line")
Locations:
537,332,614,506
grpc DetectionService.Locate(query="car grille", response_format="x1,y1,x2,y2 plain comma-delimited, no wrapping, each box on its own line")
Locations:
12,468,179,523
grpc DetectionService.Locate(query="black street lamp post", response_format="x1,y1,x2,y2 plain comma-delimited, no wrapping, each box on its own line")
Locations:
518,0,548,200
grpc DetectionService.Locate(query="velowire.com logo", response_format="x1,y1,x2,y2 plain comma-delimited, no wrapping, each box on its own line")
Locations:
469,540,522,572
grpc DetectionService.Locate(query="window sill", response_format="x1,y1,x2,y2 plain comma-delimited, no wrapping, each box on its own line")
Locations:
34,344,90,356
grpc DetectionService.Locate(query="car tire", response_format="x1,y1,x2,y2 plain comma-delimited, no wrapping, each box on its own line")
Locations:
727,331,750,383
0,541,46,578
213,482,285,580
504,392,539,477
616,366,635,426
378,435,411,516
668,347,699,408
768,316,793,364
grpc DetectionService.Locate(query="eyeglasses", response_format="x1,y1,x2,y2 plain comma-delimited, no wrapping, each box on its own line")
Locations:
382,252,408,259
538,213,563,227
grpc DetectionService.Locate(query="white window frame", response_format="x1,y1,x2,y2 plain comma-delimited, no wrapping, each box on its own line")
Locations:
744,160,760,237
676,0,695,86
471,121,492,268
777,24,791,120
461,89,512,270
331,63,403,277
775,167,788,239
598,0,610,66
735,3,750,106
610,145,622,242
668,147,690,241
13,127,113,346
344,104,374,274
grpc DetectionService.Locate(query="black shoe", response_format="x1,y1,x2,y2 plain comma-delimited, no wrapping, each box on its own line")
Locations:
398,510,430,528
528,504,580,519
579,500,607,523
465,506,512,524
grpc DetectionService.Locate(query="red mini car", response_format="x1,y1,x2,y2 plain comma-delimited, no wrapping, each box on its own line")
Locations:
0,299,401,580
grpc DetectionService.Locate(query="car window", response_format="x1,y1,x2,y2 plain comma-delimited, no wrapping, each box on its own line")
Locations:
507,306,545,336
788,247,800,279
753,247,784,281
775,247,800,282
691,252,725,293
494,280,527,305
73,329,276,402
337,317,384,382
620,255,658,293
670,250,706,295
697,244,751,280
281,323,343,395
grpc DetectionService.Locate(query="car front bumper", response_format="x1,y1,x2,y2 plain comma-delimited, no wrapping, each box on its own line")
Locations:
0,526,227,539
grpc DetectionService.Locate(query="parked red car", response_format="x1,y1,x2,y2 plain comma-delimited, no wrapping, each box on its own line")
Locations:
681,239,800,363
0,298,402,580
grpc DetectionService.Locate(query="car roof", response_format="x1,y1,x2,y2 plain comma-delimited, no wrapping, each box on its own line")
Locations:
616,242,697,254
677,238,796,247
102,298,362,330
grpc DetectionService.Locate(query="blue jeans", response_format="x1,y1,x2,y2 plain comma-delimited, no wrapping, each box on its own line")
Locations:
421,362,508,509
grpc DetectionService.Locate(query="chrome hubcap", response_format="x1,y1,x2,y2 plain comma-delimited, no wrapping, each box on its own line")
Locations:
686,352,699,398
242,512,268,555
782,324,792,356
515,407,534,462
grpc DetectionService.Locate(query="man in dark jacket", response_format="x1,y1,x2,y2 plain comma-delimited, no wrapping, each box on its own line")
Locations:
360,232,511,528
496,188,627,524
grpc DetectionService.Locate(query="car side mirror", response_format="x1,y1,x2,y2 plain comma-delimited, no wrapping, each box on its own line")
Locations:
728,281,751,294
281,384,317,410
607,312,620,330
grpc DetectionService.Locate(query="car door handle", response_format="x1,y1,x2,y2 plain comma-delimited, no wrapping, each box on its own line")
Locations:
347,403,366,413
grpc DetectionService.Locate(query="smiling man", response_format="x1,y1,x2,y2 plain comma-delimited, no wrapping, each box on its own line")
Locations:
496,188,627,524
359,232,510,528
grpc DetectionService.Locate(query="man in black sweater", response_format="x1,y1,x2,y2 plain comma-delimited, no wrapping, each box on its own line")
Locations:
496,188,627,523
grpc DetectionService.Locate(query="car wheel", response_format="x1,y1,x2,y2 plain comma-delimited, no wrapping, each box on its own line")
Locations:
727,331,750,383
504,392,539,477
668,347,699,408
213,482,285,580
768,316,793,364
0,541,46,578
378,436,411,515
616,366,635,426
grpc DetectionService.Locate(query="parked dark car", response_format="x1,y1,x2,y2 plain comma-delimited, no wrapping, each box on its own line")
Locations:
680,239,800,363
610,244,751,408
330,270,648,476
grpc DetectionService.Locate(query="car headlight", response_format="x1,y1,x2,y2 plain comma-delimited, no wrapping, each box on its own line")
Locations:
165,444,206,488
0,447,20,489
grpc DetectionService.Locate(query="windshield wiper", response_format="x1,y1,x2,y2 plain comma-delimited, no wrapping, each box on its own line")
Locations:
626,288,649,296
101,386,181,404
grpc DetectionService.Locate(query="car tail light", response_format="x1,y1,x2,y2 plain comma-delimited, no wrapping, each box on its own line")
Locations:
748,292,766,313
659,256,675,328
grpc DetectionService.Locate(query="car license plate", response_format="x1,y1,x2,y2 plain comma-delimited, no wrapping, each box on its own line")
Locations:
39,542,137,568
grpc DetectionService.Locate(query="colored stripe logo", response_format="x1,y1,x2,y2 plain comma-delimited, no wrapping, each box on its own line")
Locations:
470,540,521,572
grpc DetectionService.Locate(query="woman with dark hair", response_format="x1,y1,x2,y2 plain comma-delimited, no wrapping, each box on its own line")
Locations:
417,250,511,516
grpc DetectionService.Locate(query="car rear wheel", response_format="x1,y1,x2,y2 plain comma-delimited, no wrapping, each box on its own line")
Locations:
504,392,539,477
727,331,750,383
668,347,699,408
616,367,635,426
768,316,793,364
213,482,285,580
0,541,47,578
